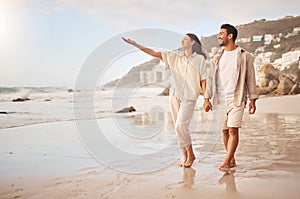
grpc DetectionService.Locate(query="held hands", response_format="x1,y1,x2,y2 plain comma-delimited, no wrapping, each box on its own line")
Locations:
248,100,256,114
203,98,213,112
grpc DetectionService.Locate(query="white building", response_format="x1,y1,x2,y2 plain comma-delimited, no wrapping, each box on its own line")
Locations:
255,46,266,53
282,50,300,68
273,44,281,49
264,34,274,45
285,31,299,38
208,47,219,59
293,27,300,32
252,35,263,42
273,58,284,70
140,61,170,84
237,37,251,43
256,52,274,63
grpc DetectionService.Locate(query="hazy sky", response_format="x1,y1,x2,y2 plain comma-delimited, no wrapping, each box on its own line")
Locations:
0,0,299,87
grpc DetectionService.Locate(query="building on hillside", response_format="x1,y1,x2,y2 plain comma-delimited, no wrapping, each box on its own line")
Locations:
255,46,266,53
285,31,299,38
293,27,300,32
252,35,263,42
264,34,274,45
282,50,300,68
255,52,274,65
236,37,251,43
140,61,170,84
208,47,219,59
273,58,284,70
273,44,281,49
272,50,300,70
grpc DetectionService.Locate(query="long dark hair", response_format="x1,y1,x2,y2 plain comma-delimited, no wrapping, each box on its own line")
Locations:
186,33,207,59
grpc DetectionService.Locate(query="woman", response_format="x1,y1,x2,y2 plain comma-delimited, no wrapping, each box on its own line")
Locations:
122,34,212,167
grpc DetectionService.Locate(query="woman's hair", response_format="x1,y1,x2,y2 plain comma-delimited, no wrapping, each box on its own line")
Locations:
186,33,207,59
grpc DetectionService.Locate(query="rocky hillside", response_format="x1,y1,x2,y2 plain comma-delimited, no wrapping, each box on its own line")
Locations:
201,15,300,55
104,15,300,88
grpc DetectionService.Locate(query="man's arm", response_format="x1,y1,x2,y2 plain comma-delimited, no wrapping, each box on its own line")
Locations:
122,37,162,59
246,54,258,114
205,60,214,100
248,99,256,114
200,80,212,112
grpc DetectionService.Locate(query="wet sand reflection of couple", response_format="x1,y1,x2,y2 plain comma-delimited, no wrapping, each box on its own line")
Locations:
181,168,237,194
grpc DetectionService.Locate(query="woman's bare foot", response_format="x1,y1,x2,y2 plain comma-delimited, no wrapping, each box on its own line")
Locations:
180,149,188,167
180,159,187,167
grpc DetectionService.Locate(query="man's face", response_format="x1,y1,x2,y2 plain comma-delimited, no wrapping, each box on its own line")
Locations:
217,28,230,46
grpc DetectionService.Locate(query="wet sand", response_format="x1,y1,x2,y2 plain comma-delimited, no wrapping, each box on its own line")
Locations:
1,94,300,198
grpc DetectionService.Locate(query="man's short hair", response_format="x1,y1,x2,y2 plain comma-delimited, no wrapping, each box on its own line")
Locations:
221,24,238,42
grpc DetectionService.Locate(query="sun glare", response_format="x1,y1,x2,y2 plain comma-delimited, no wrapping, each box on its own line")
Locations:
0,11,10,42
0,1,24,48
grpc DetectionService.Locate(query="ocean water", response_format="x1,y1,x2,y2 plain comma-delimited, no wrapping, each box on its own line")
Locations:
0,86,176,129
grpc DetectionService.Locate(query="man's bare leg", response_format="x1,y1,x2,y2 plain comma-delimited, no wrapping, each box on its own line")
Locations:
184,144,196,167
223,129,236,167
219,127,239,172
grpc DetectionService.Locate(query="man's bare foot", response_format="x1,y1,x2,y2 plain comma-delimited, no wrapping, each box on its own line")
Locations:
184,155,195,167
218,164,231,173
230,159,236,168
229,157,236,168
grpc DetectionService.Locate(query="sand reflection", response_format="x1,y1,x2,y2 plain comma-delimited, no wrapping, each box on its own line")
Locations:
182,167,196,189
218,172,237,193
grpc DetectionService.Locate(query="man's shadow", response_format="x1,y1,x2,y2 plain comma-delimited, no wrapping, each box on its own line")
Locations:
218,171,237,193
182,167,196,189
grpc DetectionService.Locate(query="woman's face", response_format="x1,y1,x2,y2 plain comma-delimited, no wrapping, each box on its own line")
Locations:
181,35,194,50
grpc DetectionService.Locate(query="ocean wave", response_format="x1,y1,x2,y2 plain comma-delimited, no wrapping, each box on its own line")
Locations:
0,87,70,94
0,87,20,93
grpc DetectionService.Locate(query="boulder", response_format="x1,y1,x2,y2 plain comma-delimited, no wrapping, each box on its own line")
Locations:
12,98,30,102
258,64,280,87
288,83,300,95
159,87,170,96
296,70,300,82
116,106,136,113
277,76,295,95
268,79,279,89
257,79,279,95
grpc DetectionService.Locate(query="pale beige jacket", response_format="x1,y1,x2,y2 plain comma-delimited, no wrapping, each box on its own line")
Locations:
206,46,258,106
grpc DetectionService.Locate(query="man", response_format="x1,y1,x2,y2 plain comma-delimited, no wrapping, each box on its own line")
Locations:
204,24,258,172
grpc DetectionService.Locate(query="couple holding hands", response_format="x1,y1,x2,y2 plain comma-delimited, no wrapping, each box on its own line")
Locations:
122,24,258,173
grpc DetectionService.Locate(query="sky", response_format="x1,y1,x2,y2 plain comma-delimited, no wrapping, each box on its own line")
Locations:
0,0,299,87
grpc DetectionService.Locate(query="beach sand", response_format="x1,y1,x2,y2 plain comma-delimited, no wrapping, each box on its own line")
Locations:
1,94,300,199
